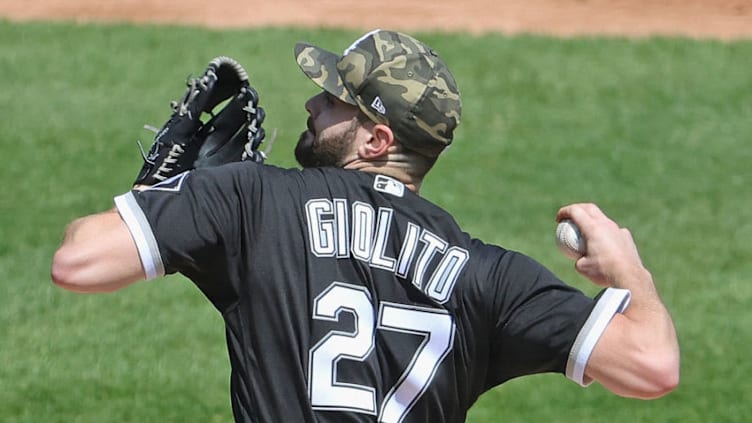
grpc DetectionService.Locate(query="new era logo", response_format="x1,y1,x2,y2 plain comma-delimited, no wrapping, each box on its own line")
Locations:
371,96,386,115
373,175,404,197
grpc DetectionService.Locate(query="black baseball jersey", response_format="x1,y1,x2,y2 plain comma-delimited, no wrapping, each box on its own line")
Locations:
114,163,630,423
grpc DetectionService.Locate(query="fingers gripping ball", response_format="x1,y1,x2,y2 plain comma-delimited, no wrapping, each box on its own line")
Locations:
134,56,268,187
556,219,586,260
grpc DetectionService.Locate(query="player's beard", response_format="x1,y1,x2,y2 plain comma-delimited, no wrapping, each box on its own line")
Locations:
295,117,359,168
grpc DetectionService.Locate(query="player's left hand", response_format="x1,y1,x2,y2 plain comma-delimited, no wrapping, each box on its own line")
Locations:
133,56,267,188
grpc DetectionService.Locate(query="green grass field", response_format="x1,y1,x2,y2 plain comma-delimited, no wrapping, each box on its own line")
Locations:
1,20,750,422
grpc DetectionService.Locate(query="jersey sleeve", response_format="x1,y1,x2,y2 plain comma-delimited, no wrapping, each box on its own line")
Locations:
113,164,251,283
565,286,630,386
482,250,630,387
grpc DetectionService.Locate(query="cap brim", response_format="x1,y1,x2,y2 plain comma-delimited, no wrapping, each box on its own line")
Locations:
294,42,357,105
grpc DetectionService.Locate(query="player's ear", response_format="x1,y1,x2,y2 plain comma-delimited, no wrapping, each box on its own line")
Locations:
359,124,394,159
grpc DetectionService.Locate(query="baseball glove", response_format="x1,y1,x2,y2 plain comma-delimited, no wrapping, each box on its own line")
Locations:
134,56,267,187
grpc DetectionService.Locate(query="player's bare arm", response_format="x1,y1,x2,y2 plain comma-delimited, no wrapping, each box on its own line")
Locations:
557,203,680,399
53,57,267,296
52,208,145,293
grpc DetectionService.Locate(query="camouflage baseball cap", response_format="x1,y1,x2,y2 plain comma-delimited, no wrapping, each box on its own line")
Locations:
294,29,462,158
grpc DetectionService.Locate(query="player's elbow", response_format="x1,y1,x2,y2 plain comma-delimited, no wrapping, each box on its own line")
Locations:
52,246,81,291
51,246,102,293
52,244,143,294
647,358,680,399
630,349,680,399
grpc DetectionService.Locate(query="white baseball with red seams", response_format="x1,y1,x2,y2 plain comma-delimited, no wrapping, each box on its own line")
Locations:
556,219,586,260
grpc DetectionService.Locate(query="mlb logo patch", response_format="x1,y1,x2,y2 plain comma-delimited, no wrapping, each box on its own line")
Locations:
373,175,404,197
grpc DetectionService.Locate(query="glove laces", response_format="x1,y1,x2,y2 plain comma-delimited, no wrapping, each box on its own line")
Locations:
153,144,185,181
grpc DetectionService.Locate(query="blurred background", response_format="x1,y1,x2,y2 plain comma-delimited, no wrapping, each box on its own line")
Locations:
1,1,751,422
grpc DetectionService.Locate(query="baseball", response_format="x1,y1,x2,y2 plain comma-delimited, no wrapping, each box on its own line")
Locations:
556,219,586,260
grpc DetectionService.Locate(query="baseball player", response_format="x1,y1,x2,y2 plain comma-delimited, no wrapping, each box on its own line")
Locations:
52,30,679,422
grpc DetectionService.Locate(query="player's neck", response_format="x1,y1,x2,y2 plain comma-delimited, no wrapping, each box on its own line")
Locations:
344,158,424,194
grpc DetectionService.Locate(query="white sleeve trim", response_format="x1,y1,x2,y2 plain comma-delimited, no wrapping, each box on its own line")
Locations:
565,287,631,387
114,191,165,280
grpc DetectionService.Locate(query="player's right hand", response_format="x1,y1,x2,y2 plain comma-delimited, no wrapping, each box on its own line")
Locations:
556,203,648,289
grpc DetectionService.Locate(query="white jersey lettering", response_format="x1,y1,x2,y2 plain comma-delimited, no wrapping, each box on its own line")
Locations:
306,197,469,302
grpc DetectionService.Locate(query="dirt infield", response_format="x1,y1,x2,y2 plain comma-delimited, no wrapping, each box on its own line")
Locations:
1,0,751,40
